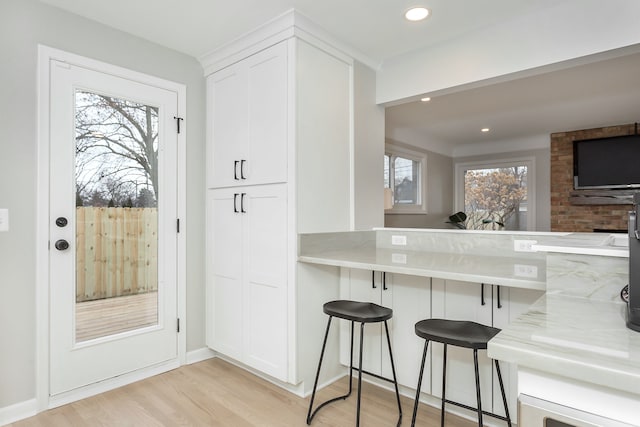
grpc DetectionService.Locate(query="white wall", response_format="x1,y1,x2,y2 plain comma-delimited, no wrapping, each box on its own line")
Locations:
353,61,385,230
377,0,640,105
0,0,206,410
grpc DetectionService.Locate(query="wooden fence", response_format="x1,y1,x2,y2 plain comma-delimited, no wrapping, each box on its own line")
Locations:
76,207,158,302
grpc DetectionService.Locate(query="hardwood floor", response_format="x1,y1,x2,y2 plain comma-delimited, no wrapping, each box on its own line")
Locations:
10,358,477,426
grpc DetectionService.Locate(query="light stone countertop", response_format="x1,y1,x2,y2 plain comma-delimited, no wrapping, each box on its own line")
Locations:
299,247,546,290
487,293,640,396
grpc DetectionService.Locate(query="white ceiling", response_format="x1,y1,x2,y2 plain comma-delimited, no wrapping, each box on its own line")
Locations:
40,0,640,156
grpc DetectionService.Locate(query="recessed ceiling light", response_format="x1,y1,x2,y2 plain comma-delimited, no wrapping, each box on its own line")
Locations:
481,128,490,133
405,7,430,21
420,97,431,102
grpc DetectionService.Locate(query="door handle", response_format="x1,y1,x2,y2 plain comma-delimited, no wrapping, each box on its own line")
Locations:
233,193,239,213
240,193,246,213
55,239,69,251
481,283,486,306
240,160,246,180
234,160,239,180
55,217,68,227
383,272,388,291
496,285,502,309
372,270,377,289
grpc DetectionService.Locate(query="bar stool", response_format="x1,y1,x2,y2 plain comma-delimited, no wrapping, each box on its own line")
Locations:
306,300,402,426
411,319,511,427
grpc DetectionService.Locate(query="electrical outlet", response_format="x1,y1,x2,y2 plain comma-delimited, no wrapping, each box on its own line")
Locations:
391,235,407,246
514,239,537,252
514,264,538,278
0,209,8,232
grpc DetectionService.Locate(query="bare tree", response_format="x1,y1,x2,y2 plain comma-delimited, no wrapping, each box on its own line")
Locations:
464,167,527,230
75,91,158,206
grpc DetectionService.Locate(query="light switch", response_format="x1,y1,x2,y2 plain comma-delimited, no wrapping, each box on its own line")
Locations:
0,209,9,232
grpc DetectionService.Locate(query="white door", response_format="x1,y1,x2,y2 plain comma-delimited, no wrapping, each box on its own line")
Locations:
49,60,179,395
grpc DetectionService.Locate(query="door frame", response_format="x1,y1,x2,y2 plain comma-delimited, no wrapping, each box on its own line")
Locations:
36,45,187,411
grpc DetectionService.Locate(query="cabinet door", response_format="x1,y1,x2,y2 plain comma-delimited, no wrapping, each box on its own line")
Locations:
431,279,493,410
381,274,431,393
245,42,288,186
207,189,243,360
243,184,288,380
207,64,247,188
492,286,544,419
339,268,383,375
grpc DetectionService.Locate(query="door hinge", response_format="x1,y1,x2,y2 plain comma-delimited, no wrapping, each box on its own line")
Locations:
174,116,184,134
177,318,180,333
176,218,180,233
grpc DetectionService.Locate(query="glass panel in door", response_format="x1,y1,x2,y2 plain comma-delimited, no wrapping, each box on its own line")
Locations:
74,90,159,342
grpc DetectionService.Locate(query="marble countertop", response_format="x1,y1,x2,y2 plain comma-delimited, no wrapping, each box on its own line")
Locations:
299,247,546,290
488,293,640,396
532,233,629,258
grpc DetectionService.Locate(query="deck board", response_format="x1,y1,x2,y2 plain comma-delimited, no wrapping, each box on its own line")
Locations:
75,292,158,342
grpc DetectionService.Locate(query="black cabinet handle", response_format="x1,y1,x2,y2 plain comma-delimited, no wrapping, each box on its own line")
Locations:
234,161,239,180
241,193,246,213
233,193,239,213
240,160,246,180
383,272,388,291
372,271,376,289
481,283,486,306
497,285,502,309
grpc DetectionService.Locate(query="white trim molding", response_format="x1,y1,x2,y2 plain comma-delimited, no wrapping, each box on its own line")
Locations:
0,399,38,426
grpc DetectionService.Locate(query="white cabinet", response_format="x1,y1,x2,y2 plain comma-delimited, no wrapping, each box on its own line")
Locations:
207,184,288,380
339,269,431,393
205,31,354,385
431,279,543,419
207,42,287,189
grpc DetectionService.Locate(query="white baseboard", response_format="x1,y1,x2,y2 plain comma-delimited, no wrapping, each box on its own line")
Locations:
186,347,216,365
0,398,37,427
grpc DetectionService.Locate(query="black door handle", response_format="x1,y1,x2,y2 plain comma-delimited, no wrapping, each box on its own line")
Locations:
481,283,486,306
240,160,247,180
372,270,376,289
234,160,239,180
55,217,68,227
233,193,239,213
241,193,246,213
496,285,502,309
55,239,69,251
383,272,388,291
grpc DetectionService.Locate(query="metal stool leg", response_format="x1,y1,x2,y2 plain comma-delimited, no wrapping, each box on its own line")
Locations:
411,339,429,427
473,349,483,426
383,320,403,426
441,343,447,427
495,359,512,427
307,316,333,424
356,322,365,427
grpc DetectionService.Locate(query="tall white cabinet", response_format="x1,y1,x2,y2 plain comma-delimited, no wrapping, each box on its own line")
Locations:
204,18,354,385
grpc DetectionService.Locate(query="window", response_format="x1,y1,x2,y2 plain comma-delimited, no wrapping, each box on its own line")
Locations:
384,144,427,213
455,158,535,230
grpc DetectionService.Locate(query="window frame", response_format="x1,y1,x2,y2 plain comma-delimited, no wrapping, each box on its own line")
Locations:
454,157,536,231
385,143,427,214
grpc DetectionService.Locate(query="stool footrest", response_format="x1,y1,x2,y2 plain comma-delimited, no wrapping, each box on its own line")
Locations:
443,399,511,423
355,367,397,385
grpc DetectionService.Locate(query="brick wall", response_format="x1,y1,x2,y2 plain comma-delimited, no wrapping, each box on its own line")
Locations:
550,124,636,232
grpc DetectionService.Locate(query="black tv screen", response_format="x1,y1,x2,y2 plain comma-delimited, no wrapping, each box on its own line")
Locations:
573,134,640,189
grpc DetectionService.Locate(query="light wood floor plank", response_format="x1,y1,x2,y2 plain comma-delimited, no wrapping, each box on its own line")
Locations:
9,358,477,426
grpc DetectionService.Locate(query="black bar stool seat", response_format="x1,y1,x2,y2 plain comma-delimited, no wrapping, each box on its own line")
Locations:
411,318,512,427
415,318,500,349
307,300,402,427
323,300,393,323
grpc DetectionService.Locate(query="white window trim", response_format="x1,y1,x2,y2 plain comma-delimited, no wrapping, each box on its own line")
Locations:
385,143,427,214
454,157,536,231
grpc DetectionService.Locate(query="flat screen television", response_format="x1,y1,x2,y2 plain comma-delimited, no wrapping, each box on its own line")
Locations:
573,134,640,189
